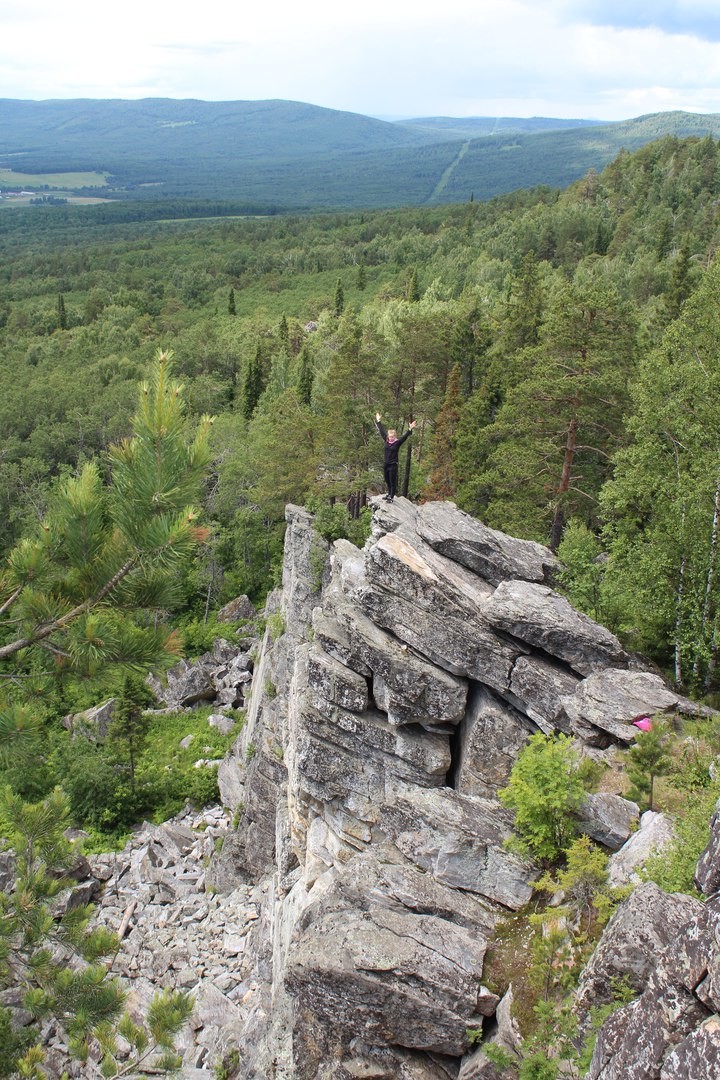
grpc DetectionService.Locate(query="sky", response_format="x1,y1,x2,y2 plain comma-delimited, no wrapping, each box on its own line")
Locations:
2,0,720,122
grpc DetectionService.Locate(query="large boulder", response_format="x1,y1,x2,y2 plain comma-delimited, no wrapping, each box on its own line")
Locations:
414,500,558,587
608,811,676,887
575,881,704,1013
584,894,720,1079
576,792,640,851
695,796,720,895
562,669,690,744
216,593,257,623
454,684,534,797
377,785,537,909
316,598,468,730
285,855,490,1059
483,580,629,676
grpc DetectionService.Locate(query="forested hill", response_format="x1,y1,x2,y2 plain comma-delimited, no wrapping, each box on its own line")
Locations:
1,97,720,208
2,131,720,699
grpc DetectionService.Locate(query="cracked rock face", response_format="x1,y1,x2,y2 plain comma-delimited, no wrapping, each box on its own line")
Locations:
87,498,718,1079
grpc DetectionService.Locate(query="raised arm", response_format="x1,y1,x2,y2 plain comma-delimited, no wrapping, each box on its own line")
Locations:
394,420,416,448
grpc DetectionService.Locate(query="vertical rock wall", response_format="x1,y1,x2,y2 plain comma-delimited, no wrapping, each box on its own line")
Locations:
215,499,704,1078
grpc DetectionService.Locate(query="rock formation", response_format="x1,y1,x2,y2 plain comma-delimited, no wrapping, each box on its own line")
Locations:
40,497,719,1077
203,497,709,1078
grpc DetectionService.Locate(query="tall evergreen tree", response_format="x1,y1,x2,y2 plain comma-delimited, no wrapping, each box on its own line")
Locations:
241,344,265,420
422,364,463,501
450,305,491,397
297,346,314,407
227,288,236,316
406,267,421,303
475,278,636,550
334,279,345,318
57,293,67,331
0,351,212,675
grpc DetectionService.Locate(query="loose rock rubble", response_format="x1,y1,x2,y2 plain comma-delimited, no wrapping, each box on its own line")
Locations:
42,806,264,1076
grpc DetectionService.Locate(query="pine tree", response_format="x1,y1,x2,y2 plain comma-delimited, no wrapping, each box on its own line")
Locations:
600,260,720,688
406,267,420,302
477,278,635,550
663,239,694,322
278,313,289,348
297,346,314,407
450,304,491,397
0,351,212,675
334,279,345,318
626,720,672,811
423,364,462,500
227,288,236,316
57,293,67,331
241,344,265,420
108,675,153,794
356,263,367,291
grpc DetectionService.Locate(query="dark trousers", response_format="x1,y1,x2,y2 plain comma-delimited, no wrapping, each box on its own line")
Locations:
384,462,398,499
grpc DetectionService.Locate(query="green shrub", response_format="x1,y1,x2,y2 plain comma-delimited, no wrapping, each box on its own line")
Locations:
499,734,587,863
643,781,720,895
178,617,244,658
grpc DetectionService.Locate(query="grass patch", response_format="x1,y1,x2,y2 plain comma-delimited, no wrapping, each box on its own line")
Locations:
0,168,109,188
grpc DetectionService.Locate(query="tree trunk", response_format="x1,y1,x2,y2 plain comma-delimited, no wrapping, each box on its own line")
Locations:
549,417,578,552
402,443,412,497
695,481,720,682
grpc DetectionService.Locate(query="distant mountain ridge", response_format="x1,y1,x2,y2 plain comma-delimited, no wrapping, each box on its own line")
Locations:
1,98,719,210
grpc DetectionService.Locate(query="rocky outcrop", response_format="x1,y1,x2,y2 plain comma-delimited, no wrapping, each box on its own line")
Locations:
695,796,720,895
586,894,720,1079
47,497,717,1076
207,497,705,1078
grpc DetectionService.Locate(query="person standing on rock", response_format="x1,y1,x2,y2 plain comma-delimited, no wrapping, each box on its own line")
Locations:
374,412,416,502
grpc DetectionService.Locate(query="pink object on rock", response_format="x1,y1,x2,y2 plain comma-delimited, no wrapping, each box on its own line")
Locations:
632,717,653,732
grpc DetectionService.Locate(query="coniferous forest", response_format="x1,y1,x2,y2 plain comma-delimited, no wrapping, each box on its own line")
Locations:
2,132,720,824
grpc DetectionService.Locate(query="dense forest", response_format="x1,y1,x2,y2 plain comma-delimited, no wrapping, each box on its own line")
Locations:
2,132,720,828
3,125,720,1077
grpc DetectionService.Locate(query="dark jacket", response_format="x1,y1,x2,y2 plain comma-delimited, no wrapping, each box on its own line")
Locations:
375,419,412,465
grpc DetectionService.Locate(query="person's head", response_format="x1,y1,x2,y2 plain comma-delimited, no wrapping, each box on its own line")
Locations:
387,429,397,442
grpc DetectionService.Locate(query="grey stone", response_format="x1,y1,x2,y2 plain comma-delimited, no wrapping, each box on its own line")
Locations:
695,796,720,895
576,792,640,851
608,811,676,887
415,500,558,587
377,786,537,909
207,712,237,736
216,594,257,623
508,653,580,734
64,697,117,739
483,580,628,676
576,881,704,1014
562,669,686,744
454,683,534,797
306,644,369,713
588,983,710,1079
286,900,487,1057
328,598,469,729
660,1015,720,1079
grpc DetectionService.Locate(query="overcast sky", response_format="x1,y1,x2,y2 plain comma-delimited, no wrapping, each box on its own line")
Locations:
2,0,720,121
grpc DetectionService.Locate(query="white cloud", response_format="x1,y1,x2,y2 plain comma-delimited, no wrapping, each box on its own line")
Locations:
0,0,718,120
